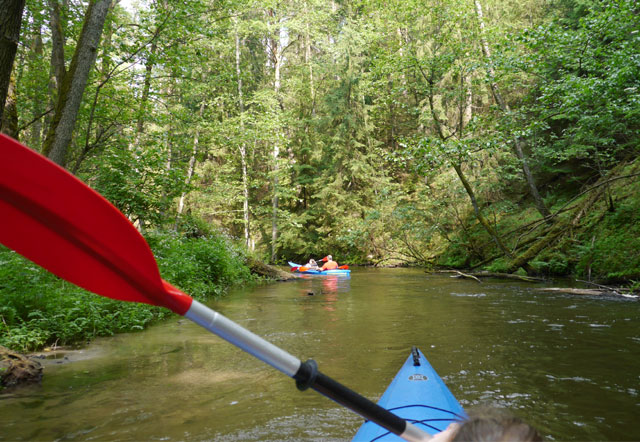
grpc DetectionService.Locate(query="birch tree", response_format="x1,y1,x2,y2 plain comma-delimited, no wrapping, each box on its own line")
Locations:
265,7,285,263
234,18,252,249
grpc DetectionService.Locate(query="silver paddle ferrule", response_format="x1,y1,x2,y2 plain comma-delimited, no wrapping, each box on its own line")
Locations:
401,422,433,442
184,299,301,377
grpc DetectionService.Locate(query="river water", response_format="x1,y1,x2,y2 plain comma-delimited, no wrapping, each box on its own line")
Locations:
1,268,638,441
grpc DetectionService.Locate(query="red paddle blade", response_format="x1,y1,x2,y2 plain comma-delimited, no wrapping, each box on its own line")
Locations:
0,134,192,315
338,265,349,270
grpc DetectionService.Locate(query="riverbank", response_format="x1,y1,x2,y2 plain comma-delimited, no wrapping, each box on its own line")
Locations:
0,229,260,353
418,159,640,288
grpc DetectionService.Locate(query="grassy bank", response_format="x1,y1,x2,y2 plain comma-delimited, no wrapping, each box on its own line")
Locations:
0,229,255,352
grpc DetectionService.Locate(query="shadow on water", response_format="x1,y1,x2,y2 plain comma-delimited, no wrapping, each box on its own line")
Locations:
1,268,639,441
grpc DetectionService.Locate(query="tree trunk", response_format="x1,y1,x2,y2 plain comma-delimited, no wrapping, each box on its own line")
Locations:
134,40,156,147
158,75,175,220
271,142,280,263
0,0,26,129
235,21,252,249
175,102,204,226
425,70,513,260
473,0,551,221
269,21,284,264
304,4,315,115
1,73,18,137
459,65,473,133
42,0,111,167
240,143,251,248
452,163,514,259
245,257,298,281
44,0,67,145
29,22,45,148
49,0,67,93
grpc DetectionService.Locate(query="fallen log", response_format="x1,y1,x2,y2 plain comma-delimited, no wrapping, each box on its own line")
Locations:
246,257,299,281
473,271,546,282
575,279,633,296
537,287,638,299
538,288,605,296
434,270,546,283
505,165,634,274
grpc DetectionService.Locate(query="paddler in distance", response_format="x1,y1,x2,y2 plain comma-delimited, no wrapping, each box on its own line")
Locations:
320,255,339,270
305,258,319,270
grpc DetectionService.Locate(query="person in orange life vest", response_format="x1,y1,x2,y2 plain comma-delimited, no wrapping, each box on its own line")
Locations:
320,255,338,270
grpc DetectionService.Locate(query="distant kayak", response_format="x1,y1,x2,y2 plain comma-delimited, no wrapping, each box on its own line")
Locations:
288,261,351,276
352,347,466,441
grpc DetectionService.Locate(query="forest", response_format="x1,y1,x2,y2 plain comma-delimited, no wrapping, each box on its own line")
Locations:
1,0,639,351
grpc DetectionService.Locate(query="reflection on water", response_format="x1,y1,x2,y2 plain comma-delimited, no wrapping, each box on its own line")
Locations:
1,268,639,441
297,274,350,293
297,275,350,313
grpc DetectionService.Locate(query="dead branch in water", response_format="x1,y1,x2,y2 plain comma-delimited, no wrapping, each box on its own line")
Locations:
434,270,546,283
538,287,638,299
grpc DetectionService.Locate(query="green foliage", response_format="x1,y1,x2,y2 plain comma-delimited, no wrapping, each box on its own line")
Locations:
485,258,510,274
90,145,187,227
174,214,215,239
517,0,640,172
439,250,473,270
0,246,167,351
0,228,253,352
574,200,640,282
530,252,570,276
147,230,253,299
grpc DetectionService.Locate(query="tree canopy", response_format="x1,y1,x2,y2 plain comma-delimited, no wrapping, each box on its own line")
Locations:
2,0,639,281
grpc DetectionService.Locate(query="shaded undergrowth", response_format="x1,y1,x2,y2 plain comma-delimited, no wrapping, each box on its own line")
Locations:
436,160,640,286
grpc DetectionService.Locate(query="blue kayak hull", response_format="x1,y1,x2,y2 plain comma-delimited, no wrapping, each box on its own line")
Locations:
288,261,351,276
352,348,466,441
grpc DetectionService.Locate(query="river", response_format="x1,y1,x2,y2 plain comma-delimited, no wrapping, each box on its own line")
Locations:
1,268,638,441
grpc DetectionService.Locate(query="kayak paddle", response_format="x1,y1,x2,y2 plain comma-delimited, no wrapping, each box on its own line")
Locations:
0,134,430,442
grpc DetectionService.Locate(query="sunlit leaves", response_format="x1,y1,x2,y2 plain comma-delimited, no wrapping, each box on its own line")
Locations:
517,0,640,169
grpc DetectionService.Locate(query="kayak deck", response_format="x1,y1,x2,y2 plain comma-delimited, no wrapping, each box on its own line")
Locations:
352,348,466,441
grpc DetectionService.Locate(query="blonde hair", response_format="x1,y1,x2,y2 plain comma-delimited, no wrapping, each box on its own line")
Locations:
452,408,542,442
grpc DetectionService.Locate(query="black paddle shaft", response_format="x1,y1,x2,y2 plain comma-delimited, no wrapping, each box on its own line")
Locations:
294,359,407,436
